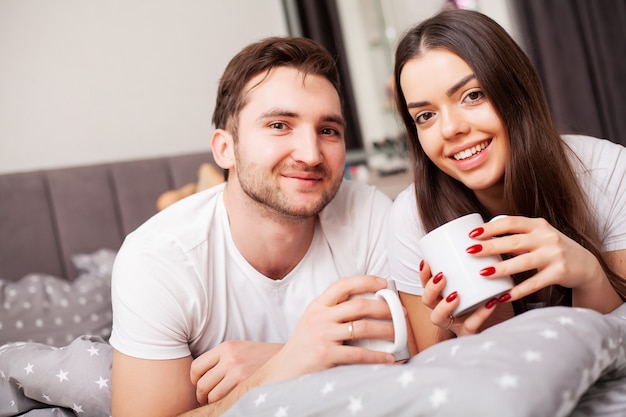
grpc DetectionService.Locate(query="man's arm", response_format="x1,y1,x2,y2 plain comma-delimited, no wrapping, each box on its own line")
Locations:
112,349,199,417
179,275,399,416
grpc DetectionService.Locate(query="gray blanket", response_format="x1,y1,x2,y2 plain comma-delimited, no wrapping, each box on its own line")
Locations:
1,305,625,417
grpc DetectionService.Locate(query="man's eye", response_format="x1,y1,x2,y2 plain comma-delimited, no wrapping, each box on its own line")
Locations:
269,122,287,130
321,127,339,136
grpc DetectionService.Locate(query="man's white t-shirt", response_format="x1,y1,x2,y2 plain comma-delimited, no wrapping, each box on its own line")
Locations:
387,134,626,296
110,180,391,359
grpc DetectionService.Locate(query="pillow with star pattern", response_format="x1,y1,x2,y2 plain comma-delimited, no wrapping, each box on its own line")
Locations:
223,305,626,417
0,249,115,347
0,335,112,417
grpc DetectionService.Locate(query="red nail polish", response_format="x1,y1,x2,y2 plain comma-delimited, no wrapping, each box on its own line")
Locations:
419,259,424,271
480,266,496,276
446,291,458,303
485,298,498,309
498,293,511,302
432,272,443,284
466,244,482,254
469,227,484,238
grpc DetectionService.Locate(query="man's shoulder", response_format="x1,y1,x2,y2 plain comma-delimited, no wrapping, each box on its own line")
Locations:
124,183,225,247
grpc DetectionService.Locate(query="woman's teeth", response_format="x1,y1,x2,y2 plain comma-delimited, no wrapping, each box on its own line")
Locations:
453,141,489,161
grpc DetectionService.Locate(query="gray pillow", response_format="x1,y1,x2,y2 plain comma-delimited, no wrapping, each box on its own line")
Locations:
0,249,115,347
224,305,626,417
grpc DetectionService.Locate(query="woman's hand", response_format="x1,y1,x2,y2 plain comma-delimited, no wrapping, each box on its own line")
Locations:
467,215,606,302
419,260,507,337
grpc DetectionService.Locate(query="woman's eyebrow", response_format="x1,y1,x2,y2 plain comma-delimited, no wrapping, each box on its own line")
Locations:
446,74,476,97
406,74,477,110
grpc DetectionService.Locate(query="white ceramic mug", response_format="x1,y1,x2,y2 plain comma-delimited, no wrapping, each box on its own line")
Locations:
345,281,410,361
418,213,514,317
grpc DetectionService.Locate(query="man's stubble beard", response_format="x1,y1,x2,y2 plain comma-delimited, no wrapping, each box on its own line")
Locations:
234,146,342,221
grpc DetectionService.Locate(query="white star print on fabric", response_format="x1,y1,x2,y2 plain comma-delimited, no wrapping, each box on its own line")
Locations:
87,346,100,356
398,370,415,388
523,350,542,363
95,376,108,389
348,396,363,414
540,329,559,340
450,344,460,356
1,335,113,415
423,355,437,363
557,316,574,325
497,373,518,389
429,387,448,408
24,363,34,375
56,369,69,383
254,393,267,406
481,341,496,350
274,406,288,417
321,381,335,395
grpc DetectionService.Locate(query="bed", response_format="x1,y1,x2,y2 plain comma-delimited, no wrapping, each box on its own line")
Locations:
1,303,625,416
0,151,214,416
1,154,625,416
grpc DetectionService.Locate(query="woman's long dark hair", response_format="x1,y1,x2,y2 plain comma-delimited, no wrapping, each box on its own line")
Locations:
393,9,626,306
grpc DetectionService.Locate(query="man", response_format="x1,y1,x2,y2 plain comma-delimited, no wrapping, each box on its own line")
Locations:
110,37,398,417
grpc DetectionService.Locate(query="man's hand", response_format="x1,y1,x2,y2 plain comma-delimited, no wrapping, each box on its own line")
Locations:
190,341,282,404
265,275,397,383
177,275,398,417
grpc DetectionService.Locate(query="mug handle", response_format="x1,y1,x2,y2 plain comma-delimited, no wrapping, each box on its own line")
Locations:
375,288,408,354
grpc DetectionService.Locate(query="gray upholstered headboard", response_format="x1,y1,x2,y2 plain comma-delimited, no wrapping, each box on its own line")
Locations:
0,152,218,282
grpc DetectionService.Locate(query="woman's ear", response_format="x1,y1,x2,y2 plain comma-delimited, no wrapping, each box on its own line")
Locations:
211,128,235,169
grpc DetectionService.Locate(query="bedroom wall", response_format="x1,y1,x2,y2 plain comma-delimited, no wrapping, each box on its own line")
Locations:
0,0,288,174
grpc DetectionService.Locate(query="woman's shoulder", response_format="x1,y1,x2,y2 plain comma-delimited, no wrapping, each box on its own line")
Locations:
390,183,416,211
563,134,625,161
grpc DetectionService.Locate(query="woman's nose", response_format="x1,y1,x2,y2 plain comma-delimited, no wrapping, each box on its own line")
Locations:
440,108,470,139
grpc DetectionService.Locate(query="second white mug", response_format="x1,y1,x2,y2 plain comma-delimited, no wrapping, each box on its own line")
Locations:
344,281,410,362
418,213,514,317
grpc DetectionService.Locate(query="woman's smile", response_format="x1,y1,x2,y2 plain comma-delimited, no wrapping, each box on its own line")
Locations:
452,139,491,161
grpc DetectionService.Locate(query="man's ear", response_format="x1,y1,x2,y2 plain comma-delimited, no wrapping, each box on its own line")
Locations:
211,128,235,169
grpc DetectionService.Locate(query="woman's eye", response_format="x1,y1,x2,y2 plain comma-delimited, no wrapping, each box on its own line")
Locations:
415,112,434,125
464,90,484,103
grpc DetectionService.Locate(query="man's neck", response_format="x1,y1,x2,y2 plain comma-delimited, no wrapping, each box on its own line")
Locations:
223,186,317,280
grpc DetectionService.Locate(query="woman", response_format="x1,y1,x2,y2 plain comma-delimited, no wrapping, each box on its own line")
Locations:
387,9,626,352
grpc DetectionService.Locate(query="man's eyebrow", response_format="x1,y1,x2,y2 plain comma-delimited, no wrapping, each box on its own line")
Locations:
258,108,346,127
258,108,297,120
406,74,477,110
323,114,346,127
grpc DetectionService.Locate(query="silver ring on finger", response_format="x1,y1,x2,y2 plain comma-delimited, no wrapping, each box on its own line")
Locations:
444,314,454,330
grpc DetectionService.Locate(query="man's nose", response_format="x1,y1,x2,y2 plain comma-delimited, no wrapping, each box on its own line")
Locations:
292,129,323,165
